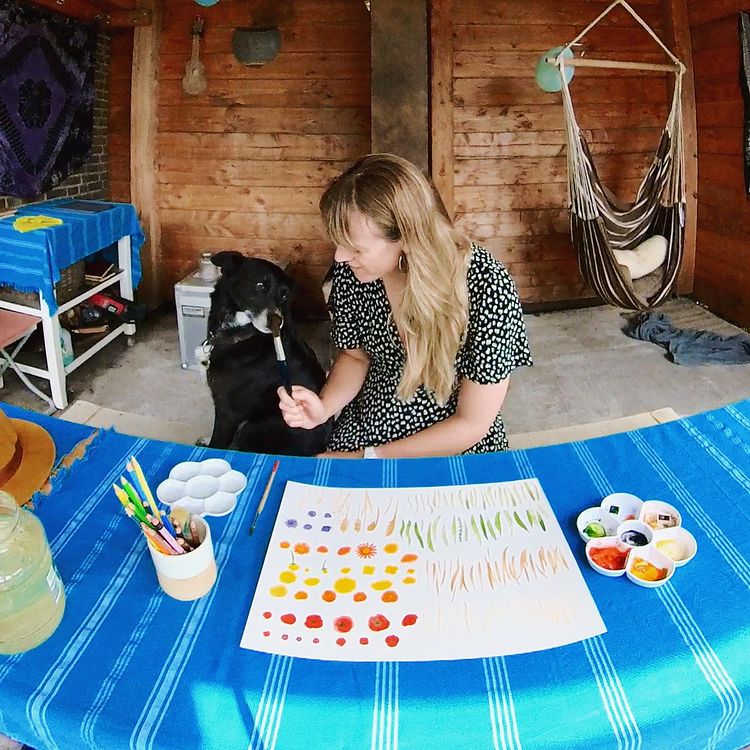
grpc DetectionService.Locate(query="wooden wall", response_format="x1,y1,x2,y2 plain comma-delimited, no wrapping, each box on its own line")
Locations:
153,0,370,310
108,29,134,203
447,0,673,306
104,0,708,314
688,2,750,328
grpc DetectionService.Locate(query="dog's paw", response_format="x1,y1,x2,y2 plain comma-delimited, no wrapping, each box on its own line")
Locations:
195,435,210,447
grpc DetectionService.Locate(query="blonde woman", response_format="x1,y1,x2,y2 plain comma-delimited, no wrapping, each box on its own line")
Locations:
278,153,531,457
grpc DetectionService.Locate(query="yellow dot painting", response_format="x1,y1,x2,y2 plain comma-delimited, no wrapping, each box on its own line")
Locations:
341,567,351,574
362,565,375,575
384,565,398,575
279,571,296,584
304,577,320,586
372,580,392,590
270,585,287,597
334,577,357,594
383,543,399,554
403,577,416,585
289,563,299,571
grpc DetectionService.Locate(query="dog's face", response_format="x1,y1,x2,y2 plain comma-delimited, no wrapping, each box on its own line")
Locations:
211,252,295,334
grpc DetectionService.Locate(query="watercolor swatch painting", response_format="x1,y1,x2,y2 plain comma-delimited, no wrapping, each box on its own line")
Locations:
240,480,605,661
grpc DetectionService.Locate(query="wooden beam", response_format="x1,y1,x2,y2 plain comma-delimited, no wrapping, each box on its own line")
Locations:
131,0,162,308
429,0,454,218
371,0,429,170
99,8,152,28
663,0,697,296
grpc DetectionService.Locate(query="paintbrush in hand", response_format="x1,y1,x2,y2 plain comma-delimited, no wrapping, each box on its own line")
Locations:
268,311,293,396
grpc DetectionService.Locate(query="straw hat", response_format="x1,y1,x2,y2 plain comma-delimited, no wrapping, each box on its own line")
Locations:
0,407,55,505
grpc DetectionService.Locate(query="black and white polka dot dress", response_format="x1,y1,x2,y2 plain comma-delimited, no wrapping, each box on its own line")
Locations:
327,243,532,453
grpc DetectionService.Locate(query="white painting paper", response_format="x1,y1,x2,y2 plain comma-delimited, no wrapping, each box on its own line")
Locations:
240,479,605,661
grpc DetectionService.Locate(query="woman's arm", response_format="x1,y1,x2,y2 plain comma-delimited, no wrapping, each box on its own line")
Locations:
319,348,371,418
278,348,370,429
372,377,509,458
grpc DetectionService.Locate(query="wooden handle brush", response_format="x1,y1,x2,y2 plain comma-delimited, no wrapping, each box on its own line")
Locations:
269,311,293,396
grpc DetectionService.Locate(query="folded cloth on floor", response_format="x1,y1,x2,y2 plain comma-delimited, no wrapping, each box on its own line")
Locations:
623,312,750,365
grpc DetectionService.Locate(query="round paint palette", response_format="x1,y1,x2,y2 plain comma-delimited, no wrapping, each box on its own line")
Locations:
578,494,696,588
156,458,247,517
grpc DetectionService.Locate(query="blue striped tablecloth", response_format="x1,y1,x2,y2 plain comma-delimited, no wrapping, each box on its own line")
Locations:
0,199,144,313
0,401,749,750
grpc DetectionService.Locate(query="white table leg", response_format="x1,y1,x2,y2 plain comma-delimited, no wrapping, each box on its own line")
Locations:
117,235,136,337
40,296,67,409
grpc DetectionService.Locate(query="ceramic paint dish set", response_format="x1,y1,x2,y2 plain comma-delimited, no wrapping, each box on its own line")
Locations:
156,458,247,517
576,492,697,588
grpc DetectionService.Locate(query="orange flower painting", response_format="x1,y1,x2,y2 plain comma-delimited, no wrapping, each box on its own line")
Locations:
356,543,377,559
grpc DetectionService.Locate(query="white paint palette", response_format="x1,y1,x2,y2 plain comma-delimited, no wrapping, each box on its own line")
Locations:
580,494,697,588
156,458,247,517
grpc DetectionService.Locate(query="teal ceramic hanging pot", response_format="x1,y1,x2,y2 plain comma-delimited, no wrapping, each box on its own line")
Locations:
535,46,575,92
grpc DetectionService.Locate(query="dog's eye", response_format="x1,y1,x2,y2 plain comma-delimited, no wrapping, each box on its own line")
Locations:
279,289,289,301
256,280,268,291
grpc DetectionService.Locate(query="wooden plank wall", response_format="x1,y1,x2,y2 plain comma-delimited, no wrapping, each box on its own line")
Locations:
687,2,750,328
108,30,134,204
450,0,673,306
155,0,371,311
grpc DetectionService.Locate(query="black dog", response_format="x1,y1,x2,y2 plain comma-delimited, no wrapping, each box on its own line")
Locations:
202,252,332,456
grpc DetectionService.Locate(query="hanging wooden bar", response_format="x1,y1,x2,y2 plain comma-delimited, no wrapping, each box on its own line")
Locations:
544,57,682,73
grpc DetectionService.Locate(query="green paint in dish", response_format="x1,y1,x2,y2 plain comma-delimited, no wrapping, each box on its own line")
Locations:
583,521,607,538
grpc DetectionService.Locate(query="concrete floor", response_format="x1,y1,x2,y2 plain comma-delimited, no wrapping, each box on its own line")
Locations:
3,298,750,435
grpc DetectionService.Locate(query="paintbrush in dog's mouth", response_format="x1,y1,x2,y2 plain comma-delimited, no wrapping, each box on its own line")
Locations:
269,311,293,396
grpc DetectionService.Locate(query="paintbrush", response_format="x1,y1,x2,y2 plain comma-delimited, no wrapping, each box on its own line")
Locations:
268,311,293,396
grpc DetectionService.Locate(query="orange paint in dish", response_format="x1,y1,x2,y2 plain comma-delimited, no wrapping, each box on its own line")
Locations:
589,546,628,571
630,557,668,582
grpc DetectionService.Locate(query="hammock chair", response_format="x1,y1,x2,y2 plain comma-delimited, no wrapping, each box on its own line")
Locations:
549,0,686,311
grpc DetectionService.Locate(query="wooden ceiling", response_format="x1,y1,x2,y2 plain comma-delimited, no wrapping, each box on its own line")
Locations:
27,0,150,27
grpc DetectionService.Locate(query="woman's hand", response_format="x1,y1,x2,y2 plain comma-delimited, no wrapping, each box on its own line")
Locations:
277,385,329,430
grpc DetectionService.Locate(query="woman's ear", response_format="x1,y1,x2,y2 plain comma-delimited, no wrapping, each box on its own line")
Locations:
211,251,244,276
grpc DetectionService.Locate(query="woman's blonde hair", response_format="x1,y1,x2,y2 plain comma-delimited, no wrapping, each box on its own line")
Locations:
320,153,470,404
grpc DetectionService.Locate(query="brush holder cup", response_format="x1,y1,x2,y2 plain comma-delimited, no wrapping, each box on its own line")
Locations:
147,515,216,601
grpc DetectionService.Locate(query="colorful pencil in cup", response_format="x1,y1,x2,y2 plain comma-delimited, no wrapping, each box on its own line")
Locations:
126,455,182,542
112,464,185,555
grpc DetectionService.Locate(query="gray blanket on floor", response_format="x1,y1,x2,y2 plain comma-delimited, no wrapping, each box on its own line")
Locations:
623,312,750,365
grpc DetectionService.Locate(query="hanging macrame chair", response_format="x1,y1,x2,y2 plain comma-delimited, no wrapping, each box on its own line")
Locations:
551,0,687,311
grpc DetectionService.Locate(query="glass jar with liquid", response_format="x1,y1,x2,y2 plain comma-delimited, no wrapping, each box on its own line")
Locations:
0,490,65,654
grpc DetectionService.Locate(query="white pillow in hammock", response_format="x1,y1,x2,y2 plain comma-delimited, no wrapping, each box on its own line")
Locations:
612,235,667,280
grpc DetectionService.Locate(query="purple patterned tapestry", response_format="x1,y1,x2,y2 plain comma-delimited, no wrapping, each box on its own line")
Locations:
0,1,96,198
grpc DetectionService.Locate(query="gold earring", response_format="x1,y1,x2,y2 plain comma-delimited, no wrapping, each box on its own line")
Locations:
398,253,407,273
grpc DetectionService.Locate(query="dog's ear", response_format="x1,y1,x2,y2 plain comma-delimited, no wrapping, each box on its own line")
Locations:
284,275,300,298
211,251,245,276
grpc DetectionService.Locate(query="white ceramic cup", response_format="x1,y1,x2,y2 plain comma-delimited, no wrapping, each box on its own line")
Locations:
147,516,217,601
